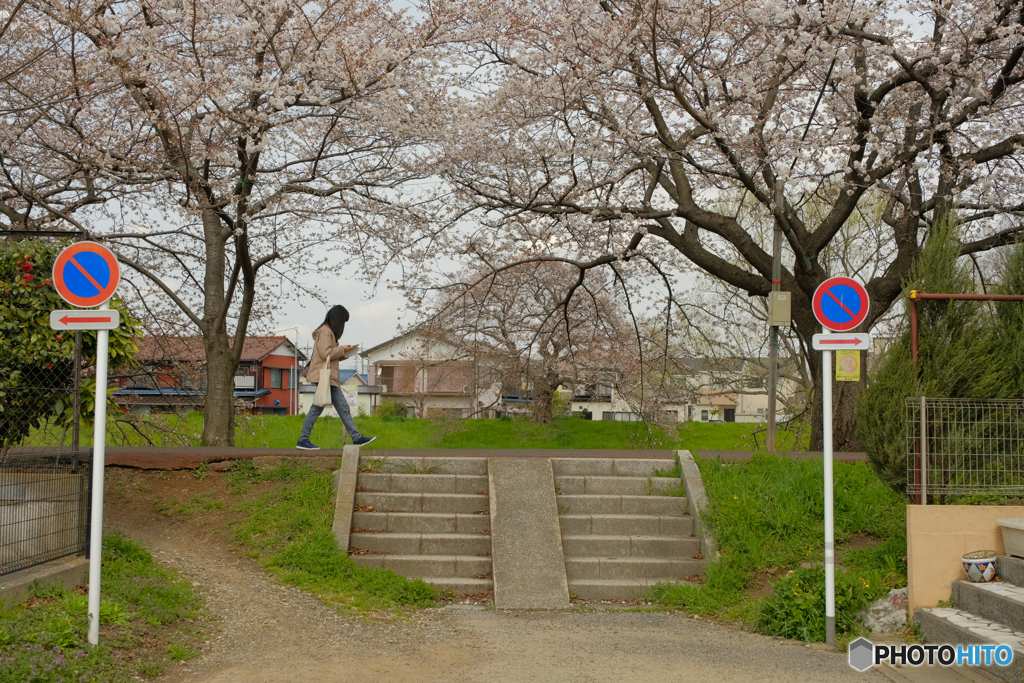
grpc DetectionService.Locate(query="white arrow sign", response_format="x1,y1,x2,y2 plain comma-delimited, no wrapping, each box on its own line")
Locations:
812,333,871,351
50,309,121,331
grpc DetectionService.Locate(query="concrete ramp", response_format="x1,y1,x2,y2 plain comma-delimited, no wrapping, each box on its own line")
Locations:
487,458,570,609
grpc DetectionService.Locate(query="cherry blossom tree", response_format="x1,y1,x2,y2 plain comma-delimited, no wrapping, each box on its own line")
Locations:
7,0,460,444
435,0,1024,449
425,259,629,422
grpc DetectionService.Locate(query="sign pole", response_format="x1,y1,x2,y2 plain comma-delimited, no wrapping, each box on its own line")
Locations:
87,302,112,645
822,325,835,646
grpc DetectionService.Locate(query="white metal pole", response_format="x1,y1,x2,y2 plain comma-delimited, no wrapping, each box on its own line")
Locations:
822,326,835,646
87,302,111,645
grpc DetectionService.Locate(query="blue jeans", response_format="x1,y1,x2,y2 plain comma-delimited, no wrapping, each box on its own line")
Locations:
299,385,363,442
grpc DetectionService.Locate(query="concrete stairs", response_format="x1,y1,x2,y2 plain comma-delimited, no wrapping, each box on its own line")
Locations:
339,453,707,603
917,555,1024,682
553,458,704,601
349,456,493,597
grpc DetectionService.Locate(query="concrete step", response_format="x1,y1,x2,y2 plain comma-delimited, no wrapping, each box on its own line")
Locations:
953,581,1024,634
361,456,488,476
565,556,704,580
351,554,491,578
357,473,488,494
551,458,675,478
554,476,682,496
355,492,489,514
349,532,491,556
422,577,493,597
997,555,1024,587
916,607,1024,683
352,511,490,534
556,494,687,516
559,513,693,536
567,578,660,601
561,534,701,558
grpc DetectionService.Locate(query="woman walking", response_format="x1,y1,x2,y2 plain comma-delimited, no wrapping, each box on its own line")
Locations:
297,305,376,449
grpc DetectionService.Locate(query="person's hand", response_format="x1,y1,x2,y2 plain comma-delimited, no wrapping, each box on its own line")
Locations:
343,344,356,352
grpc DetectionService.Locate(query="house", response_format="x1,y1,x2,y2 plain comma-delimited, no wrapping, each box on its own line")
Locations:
359,330,501,418
112,335,307,416
569,358,801,423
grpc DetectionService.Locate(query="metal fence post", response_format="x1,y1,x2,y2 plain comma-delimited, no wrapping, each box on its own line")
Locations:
920,396,927,506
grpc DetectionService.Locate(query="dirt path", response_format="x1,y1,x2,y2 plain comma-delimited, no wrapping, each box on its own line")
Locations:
104,468,885,683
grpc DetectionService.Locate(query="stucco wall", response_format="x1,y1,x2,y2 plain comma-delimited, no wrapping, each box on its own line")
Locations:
907,504,1024,615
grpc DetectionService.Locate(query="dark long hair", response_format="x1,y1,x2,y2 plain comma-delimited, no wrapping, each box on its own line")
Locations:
322,305,349,342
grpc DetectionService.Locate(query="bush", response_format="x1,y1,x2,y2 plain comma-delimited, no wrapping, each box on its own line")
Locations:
756,567,887,642
858,218,1024,494
375,399,408,419
0,239,141,452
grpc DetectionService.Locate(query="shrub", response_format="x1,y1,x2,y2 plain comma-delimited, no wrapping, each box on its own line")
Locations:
0,239,141,452
755,567,887,642
375,399,408,419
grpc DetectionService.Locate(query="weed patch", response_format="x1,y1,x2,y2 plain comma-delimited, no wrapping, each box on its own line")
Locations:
229,470,435,612
650,454,906,641
0,533,205,681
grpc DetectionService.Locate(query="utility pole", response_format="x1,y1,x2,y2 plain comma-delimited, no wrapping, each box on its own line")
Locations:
767,180,784,452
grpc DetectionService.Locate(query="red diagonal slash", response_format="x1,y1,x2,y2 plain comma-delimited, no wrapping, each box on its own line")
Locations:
825,287,856,318
67,256,105,292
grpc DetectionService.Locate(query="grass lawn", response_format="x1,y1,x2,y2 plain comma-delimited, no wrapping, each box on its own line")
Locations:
651,453,907,644
219,458,436,612
27,413,808,452
0,534,206,682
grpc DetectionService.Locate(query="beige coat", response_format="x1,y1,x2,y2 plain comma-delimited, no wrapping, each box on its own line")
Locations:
307,324,352,387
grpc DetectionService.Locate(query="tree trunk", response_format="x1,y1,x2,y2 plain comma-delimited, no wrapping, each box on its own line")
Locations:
202,330,237,447
531,368,560,423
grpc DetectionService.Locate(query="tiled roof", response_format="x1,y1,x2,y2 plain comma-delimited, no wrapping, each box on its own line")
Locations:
136,335,306,363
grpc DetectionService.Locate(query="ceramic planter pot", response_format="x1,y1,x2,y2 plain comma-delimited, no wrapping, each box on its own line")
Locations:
962,550,998,583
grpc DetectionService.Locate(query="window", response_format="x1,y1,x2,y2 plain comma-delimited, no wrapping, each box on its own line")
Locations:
270,368,283,389
701,409,709,421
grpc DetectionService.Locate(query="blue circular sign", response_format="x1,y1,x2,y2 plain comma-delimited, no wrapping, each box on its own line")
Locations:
52,242,121,307
812,277,870,332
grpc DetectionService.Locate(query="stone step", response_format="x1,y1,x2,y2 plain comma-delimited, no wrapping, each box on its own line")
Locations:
953,581,1024,634
554,476,682,496
551,458,675,478
421,577,493,597
916,607,1024,683
561,534,701,558
567,578,660,601
360,456,488,476
353,511,490,534
559,513,693,537
564,556,704,580
556,494,687,516
357,473,488,495
355,492,489,514
997,555,1024,587
351,554,491,578
349,532,491,556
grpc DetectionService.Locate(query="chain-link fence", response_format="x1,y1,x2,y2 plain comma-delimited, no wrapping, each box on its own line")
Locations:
0,334,83,455
906,397,1024,499
0,451,90,575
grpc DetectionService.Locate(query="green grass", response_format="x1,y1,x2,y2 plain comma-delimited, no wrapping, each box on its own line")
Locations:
650,454,907,641
0,533,205,681
226,462,435,612
24,412,807,452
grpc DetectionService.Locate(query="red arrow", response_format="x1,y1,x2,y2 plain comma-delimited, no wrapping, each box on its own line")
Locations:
60,315,112,324
818,338,864,345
